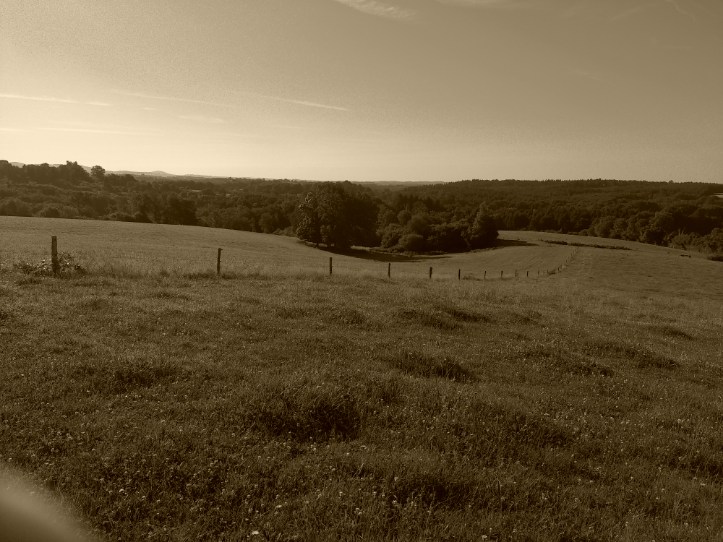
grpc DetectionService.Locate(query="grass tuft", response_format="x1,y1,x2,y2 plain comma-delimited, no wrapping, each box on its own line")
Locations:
647,324,694,340
389,351,477,382
249,379,363,441
72,358,183,394
438,305,488,323
566,359,615,377
395,308,460,330
583,340,678,370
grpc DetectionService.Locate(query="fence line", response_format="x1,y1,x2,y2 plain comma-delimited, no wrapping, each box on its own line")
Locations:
34,236,579,282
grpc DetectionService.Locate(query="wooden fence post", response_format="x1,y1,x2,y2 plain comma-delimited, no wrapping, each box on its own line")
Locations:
500,270,503,279
484,270,486,280
217,248,222,276
51,236,59,276
526,270,529,277
429,267,433,279
329,257,333,276
387,262,391,278
458,269,461,281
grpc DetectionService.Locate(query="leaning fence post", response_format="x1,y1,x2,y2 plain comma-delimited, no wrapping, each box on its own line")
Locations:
329,257,333,276
458,269,461,281
217,248,222,276
51,236,59,275
387,262,391,278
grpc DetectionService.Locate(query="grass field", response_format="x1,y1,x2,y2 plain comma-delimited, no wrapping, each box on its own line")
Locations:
0,217,578,280
1,217,722,541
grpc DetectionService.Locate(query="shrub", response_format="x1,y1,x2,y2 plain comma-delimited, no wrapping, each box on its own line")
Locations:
13,252,86,277
398,233,425,253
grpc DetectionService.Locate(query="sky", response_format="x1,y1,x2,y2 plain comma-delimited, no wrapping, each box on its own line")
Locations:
1,0,722,182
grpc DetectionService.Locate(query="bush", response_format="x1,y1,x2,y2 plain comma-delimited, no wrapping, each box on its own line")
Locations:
398,233,425,253
13,252,86,277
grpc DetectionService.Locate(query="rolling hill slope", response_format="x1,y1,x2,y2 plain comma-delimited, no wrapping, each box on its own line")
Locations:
0,216,721,541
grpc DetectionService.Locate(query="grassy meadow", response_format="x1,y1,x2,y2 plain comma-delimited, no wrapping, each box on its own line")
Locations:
0,217,722,541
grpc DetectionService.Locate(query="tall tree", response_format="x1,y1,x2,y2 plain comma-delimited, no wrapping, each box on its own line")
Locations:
295,192,322,246
465,204,498,249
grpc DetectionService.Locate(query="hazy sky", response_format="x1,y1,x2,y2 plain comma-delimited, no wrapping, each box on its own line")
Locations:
1,0,722,182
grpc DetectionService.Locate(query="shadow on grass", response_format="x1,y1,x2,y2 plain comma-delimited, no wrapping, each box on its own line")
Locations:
300,239,533,261
322,246,443,263
493,238,538,248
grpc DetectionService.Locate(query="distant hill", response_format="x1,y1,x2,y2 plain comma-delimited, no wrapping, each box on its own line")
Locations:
112,169,177,177
7,162,212,179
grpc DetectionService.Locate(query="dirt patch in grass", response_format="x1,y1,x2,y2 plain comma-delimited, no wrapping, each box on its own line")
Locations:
388,351,476,382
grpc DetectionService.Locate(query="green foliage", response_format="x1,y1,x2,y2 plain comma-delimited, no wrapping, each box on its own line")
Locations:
465,204,498,249
1,160,722,255
295,182,378,249
13,252,86,277
90,165,106,181
398,232,425,252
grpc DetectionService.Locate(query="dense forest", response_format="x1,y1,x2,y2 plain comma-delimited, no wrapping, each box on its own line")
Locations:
1,160,722,255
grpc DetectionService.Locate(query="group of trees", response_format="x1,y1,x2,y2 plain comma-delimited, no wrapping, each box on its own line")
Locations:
295,182,378,249
2,160,722,255
292,183,499,252
373,199,497,253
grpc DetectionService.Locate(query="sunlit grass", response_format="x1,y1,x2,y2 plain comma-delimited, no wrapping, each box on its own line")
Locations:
0,217,721,540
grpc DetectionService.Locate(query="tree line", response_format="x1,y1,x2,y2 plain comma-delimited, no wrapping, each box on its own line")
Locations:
1,160,721,255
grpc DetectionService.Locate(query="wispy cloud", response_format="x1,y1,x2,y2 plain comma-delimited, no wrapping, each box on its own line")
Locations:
0,93,111,107
38,127,142,136
572,69,605,83
112,89,231,108
663,0,696,21
179,114,227,124
610,4,650,22
116,89,349,112
436,0,530,7
253,93,349,112
330,0,415,20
